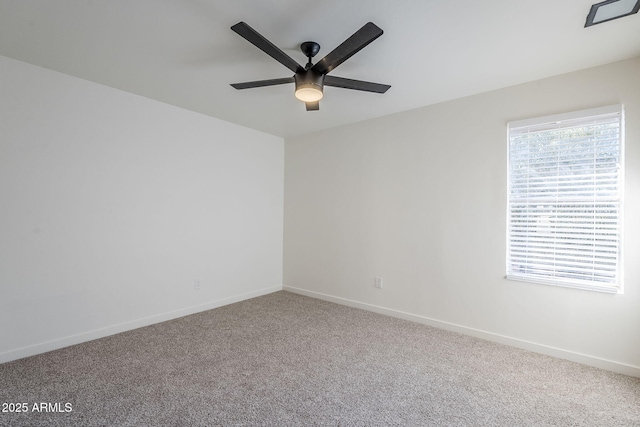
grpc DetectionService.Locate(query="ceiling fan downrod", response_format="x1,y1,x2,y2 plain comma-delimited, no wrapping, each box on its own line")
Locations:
300,41,320,69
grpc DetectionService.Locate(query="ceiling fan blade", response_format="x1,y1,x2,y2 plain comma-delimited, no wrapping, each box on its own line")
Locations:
231,22,304,74
305,101,319,111
324,75,390,93
311,22,383,75
231,77,294,90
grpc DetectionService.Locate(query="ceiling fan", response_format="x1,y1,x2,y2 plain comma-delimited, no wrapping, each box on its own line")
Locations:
230,21,391,111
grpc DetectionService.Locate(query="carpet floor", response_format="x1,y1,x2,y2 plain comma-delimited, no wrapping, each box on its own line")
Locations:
1,291,639,426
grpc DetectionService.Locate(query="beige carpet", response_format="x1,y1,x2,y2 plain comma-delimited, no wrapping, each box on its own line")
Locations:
1,291,639,426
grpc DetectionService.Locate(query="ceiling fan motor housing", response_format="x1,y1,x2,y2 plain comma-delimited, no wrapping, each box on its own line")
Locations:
294,70,324,102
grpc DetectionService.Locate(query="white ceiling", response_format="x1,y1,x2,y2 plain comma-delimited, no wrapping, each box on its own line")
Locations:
1,0,639,138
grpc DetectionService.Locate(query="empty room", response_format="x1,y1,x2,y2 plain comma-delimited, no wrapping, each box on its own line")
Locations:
1,0,639,425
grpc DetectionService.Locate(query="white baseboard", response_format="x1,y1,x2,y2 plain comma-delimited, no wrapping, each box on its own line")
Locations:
283,286,640,378
0,285,283,365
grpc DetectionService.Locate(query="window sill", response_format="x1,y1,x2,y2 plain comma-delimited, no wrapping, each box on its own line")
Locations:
505,274,621,294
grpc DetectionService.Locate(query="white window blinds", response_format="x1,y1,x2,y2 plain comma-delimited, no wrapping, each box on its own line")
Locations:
507,105,624,293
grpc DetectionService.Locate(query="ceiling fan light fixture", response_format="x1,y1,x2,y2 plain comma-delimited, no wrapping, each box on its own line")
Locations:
294,71,324,102
295,86,324,102
585,0,640,27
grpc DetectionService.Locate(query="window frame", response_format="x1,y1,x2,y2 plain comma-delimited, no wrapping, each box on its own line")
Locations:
506,105,624,294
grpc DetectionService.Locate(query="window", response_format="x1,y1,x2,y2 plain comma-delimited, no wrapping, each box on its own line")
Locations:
507,105,624,293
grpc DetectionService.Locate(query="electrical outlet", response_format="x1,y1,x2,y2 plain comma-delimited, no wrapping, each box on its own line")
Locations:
194,278,201,290
375,277,383,289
